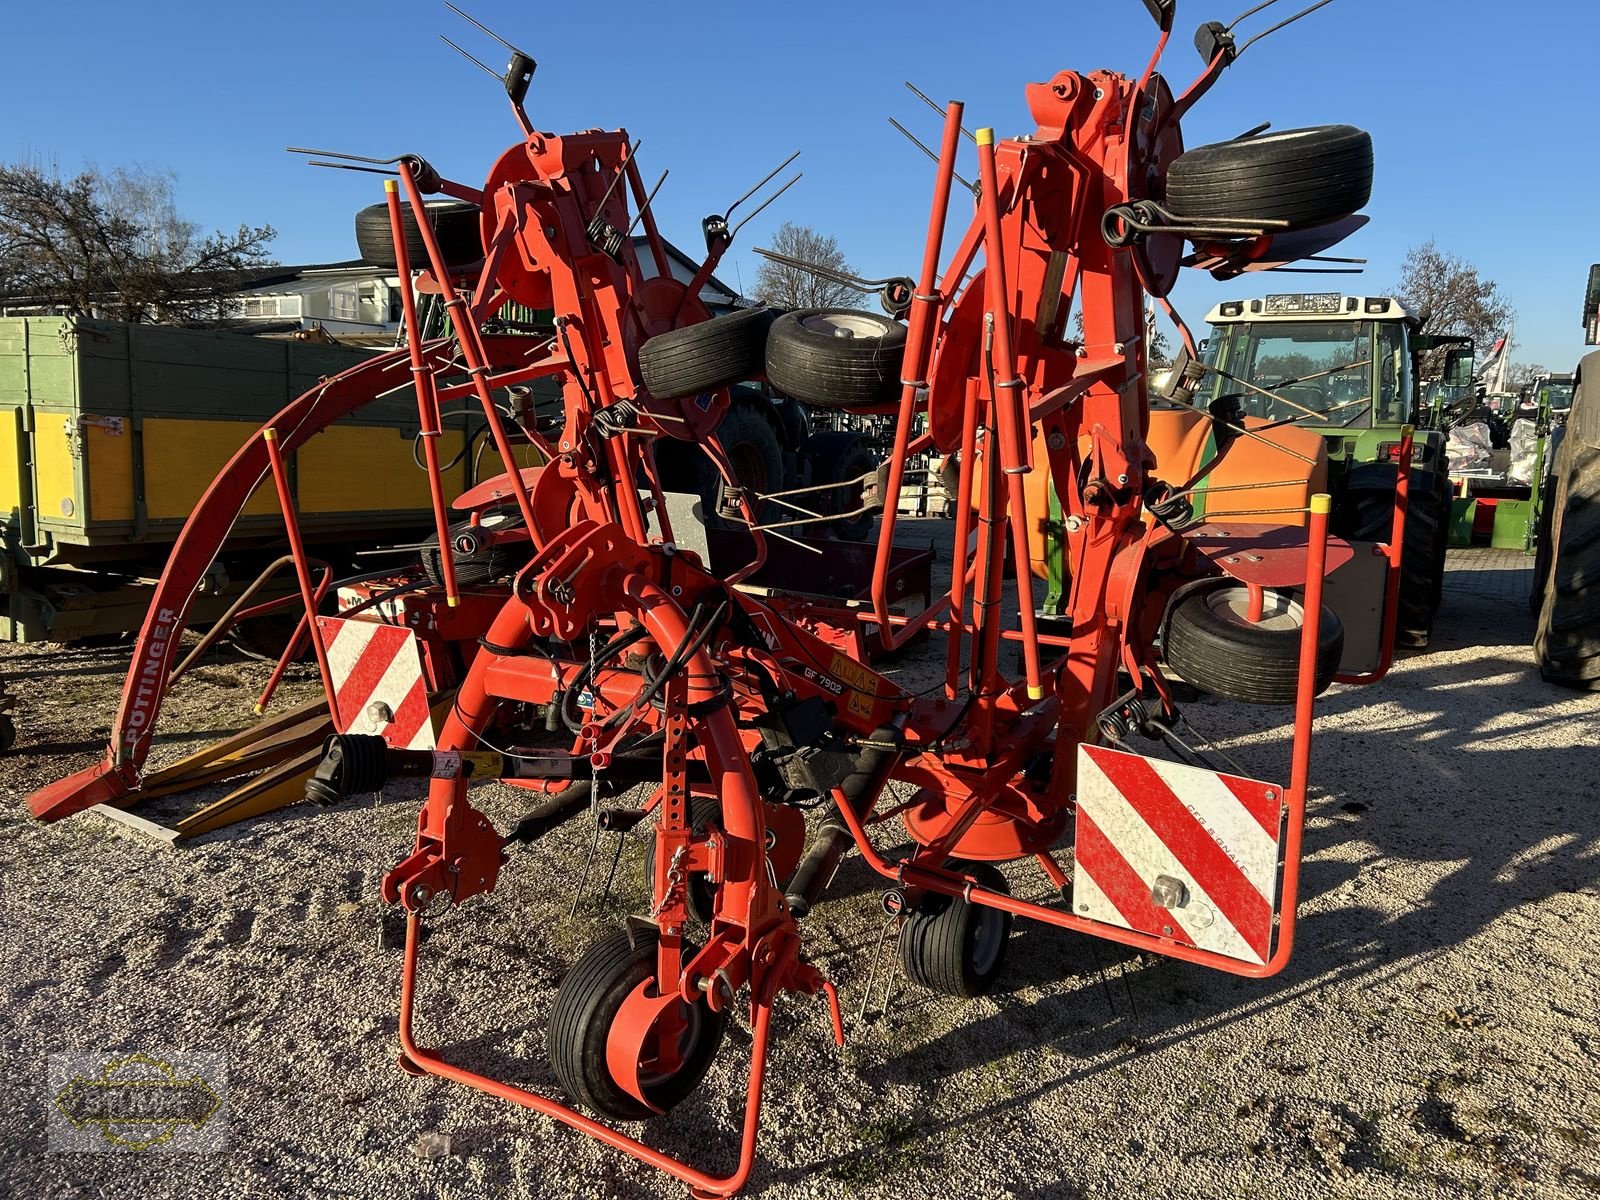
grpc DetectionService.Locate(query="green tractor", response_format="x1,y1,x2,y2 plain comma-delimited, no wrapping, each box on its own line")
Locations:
1195,293,1466,646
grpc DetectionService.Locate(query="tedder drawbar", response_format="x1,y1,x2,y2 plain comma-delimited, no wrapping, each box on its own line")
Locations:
29,0,1414,1192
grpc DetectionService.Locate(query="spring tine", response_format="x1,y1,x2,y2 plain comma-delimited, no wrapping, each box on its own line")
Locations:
904,82,976,142
588,138,642,223
621,171,669,240
599,833,626,902
286,146,405,165
439,33,502,80
1236,0,1338,53
728,173,802,239
306,161,400,176
725,149,802,222
888,118,976,193
1228,0,1290,28
443,0,524,55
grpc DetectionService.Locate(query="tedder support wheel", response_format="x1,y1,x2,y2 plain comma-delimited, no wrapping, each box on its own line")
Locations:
1164,125,1373,232
803,430,879,541
1165,581,1344,705
1535,353,1600,688
899,862,1013,998
643,795,722,925
419,510,530,588
547,927,728,1122
765,309,908,410
1334,464,1451,648
354,198,482,270
637,307,776,400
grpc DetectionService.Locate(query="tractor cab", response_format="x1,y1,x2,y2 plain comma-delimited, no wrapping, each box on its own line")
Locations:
1198,294,1448,482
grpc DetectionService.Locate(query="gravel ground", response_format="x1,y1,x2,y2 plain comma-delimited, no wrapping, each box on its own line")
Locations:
1,539,1597,1200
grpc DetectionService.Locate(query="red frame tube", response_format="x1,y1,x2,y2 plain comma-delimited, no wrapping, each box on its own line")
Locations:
1334,426,1413,684
260,427,339,715
384,178,461,605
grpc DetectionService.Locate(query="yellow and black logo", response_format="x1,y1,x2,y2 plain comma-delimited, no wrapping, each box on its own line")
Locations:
53,1053,224,1151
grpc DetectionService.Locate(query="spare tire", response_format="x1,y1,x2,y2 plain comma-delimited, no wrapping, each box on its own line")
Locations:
355,198,482,269
1165,581,1344,705
638,306,776,400
1164,125,1373,232
766,309,907,409
419,510,530,587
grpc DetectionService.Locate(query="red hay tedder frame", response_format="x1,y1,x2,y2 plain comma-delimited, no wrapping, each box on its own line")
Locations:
27,2,1409,1193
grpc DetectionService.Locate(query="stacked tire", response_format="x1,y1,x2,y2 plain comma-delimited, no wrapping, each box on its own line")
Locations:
637,306,902,539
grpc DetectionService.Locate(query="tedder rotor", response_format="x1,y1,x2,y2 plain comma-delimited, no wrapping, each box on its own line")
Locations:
28,0,1410,1193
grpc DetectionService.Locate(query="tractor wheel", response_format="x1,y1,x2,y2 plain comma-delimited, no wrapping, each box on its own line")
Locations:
1165,581,1344,705
899,862,1012,998
1333,464,1451,648
1535,354,1600,689
803,430,879,541
355,199,481,270
657,398,785,528
1164,125,1373,232
643,796,722,926
419,510,530,588
766,309,907,409
637,307,776,400
547,927,727,1122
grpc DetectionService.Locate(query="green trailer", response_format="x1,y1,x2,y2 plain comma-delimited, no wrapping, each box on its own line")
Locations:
0,316,531,642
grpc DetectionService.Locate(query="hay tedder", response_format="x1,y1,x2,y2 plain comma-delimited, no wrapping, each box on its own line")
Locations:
28,0,1412,1191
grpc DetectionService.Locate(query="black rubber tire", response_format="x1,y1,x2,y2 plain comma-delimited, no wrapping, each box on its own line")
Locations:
803,430,879,541
766,309,908,409
1164,125,1373,232
638,307,776,400
643,795,722,925
657,398,786,529
546,927,727,1122
1535,356,1600,688
1333,464,1451,648
899,862,1012,998
419,510,530,588
355,199,481,270
1165,581,1344,705
0,713,15,755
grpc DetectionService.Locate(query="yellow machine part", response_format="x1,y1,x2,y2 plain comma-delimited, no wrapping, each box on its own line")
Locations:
1018,407,1328,580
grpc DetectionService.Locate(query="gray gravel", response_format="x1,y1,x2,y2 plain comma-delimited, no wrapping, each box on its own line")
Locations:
1,541,1597,1200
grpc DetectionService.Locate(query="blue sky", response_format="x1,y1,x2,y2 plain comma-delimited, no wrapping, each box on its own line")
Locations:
6,0,1597,370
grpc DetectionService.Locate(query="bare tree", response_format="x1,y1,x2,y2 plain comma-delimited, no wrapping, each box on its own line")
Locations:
753,222,858,310
1507,361,1547,388
1393,240,1514,373
0,161,275,325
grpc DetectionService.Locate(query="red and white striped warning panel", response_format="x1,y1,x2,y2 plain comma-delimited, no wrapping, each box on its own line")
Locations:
1074,744,1283,965
315,616,434,750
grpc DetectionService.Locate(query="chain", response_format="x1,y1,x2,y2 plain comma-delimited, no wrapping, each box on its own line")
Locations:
649,844,689,919
568,624,606,918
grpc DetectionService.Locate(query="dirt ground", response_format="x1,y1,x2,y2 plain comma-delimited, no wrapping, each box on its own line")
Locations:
1,541,1597,1200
